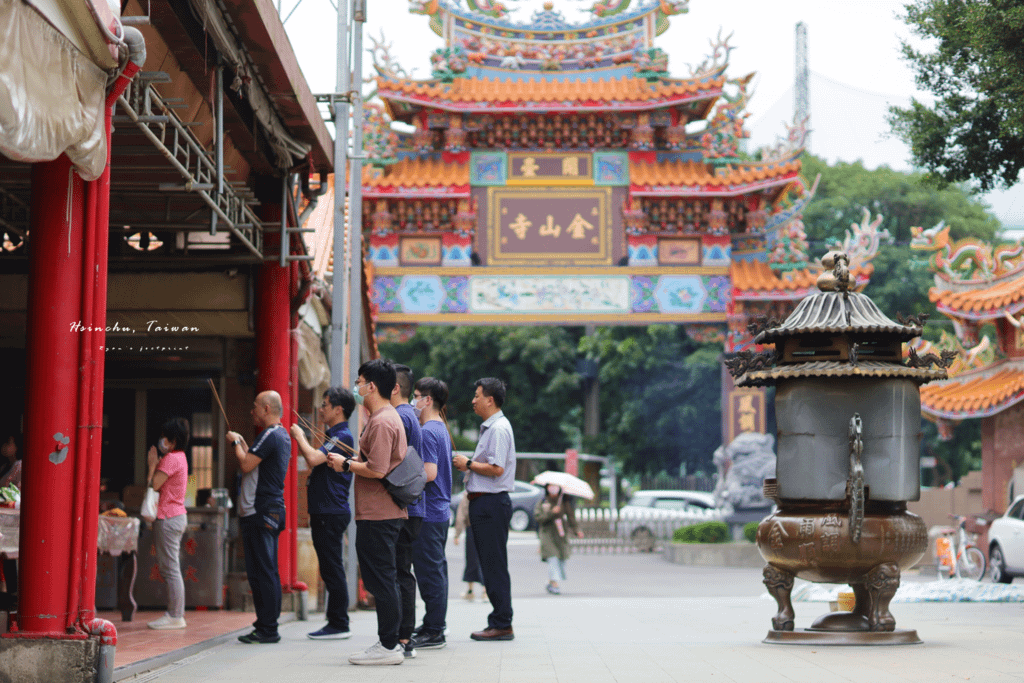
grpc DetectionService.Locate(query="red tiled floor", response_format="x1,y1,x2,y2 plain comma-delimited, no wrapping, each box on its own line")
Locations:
98,609,257,668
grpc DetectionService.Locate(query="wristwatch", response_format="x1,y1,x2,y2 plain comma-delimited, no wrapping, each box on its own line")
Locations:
232,438,241,447
342,458,351,472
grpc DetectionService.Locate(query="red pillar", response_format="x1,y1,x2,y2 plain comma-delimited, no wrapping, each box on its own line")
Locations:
255,229,296,590
19,156,85,635
287,259,300,589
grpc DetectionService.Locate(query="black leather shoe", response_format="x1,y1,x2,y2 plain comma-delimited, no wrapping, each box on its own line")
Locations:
238,630,281,644
470,627,514,641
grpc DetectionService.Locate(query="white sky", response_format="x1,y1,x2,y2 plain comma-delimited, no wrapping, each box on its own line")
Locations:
281,0,1024,228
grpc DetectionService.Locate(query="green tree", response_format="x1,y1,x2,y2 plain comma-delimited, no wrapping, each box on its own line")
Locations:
379,326,582,452
579,325,721,476
888,0,1024,191
798,155,1000,332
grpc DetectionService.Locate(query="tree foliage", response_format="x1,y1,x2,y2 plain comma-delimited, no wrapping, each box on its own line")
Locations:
578,326,721,476
889,0,1024,191
378,326,582,453
799,154,1000,331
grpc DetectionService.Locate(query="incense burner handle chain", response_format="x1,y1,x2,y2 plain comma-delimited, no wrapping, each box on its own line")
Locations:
847,413,865,543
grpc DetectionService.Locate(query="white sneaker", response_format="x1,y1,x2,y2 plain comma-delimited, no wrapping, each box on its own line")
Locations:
148,614,187,630
348,641,404,666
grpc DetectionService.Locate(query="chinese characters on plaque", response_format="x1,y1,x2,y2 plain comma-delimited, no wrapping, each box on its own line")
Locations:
487,187,613,265
726,388,766,444
507,152,593,184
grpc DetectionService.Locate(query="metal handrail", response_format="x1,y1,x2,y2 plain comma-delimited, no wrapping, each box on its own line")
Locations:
116,73,263,257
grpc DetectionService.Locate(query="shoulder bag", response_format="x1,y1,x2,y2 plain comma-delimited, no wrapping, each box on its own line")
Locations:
382,445,427,509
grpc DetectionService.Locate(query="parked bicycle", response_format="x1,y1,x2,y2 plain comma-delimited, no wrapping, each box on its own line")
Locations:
935,514,987,581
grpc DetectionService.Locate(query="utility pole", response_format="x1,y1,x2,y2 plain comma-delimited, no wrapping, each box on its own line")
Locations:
795,21,810,151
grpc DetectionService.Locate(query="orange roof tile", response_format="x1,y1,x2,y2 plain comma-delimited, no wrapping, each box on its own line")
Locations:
377,75,723,111
920,363,1024,419
929,274,1024,318
363,159,469,195
731,260,873,298
630,159,801,193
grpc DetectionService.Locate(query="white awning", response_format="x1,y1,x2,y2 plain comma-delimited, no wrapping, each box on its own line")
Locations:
0,0,116,180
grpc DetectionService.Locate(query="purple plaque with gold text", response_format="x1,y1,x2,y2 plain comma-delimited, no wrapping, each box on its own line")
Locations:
486,187,613,265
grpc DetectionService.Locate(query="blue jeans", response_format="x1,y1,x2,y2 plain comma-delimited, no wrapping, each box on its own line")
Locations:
412,520,449,634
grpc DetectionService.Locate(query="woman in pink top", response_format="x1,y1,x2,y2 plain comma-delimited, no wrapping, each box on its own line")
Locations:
146,417,190,630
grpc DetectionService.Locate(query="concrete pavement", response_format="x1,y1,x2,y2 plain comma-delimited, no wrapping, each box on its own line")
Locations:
126,534,1024,683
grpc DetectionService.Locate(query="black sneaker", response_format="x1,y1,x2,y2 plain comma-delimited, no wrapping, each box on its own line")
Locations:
410,631,446,650
402,641,416,658
238,630,281,644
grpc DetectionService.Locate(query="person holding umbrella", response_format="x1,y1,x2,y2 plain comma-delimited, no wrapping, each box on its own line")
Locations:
532,472,590,595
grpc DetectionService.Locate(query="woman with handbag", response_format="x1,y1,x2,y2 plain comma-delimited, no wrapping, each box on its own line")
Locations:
146,417,190,630
534,485,583,595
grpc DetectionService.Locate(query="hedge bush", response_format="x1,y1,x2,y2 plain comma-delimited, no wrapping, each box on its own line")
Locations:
672,521,729,544
743,522,758,543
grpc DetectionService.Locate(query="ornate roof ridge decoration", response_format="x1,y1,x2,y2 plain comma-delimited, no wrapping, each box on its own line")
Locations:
687,28,735,80
907,332,998,379
758,114,810,164
376,74,724,111
912,220,1024,285
629,158,800,191
919,357,1024,420
410,0,687,33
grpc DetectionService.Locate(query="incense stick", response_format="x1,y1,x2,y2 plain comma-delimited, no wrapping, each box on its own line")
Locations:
292,409,355,455
208,378,231,431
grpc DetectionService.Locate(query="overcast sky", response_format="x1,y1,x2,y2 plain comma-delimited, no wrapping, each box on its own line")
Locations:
281,0,1024,229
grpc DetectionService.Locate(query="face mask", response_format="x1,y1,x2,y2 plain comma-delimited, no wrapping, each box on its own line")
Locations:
412,398,423,419
158,437,171,454
352,383,365,406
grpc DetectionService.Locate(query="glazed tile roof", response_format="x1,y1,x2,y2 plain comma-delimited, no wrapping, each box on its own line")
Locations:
363,159,470,196
920,361,1024,419
631,159,802,193
929,274,1024,319
731,260,873,299
377,76,723,112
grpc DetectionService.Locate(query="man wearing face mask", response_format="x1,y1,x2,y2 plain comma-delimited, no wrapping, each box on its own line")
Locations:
328,359,408,666
409,377,453,650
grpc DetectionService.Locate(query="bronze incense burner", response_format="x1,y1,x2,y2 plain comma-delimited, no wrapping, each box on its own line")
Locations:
728,251,951,645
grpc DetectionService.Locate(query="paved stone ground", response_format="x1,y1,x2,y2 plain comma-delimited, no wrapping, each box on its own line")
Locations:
127,533,1024,683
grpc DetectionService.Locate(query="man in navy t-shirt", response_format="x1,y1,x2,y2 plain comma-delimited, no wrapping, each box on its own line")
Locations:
228,390,290,644
390,364,423,657
410,377,453,650
291,387,355,640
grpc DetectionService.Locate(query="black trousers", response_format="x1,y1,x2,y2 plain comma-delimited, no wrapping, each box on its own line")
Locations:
469,492,513,630
309,512,350,631
355,518,403,649
240,514,282,636
396,516,423,640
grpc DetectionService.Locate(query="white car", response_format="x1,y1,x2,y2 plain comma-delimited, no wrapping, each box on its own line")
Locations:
616,490,723,551
988,494,1024,583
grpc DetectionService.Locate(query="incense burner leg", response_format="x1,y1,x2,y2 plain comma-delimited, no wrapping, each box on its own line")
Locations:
864,562,900,632
763,564,795,631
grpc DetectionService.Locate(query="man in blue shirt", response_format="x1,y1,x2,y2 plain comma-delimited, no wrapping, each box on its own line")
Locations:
390,364,423,658
228,390,290,644
290,387,355,640
410,377,453,650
